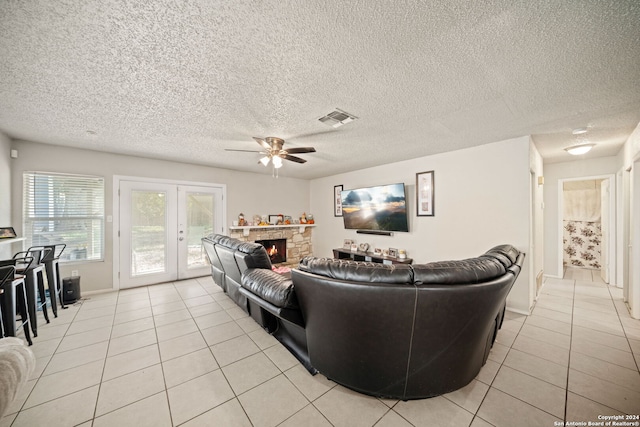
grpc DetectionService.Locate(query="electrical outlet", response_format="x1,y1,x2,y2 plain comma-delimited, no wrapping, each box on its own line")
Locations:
72,270,79,277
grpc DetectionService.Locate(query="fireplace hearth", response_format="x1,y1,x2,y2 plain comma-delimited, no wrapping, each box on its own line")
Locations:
256,238,287,264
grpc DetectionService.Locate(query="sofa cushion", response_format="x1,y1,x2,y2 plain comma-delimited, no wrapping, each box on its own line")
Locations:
482,245,519,269
235,242,272,269
298,256,414,284
215,235,243,251
242,268,298,309
412,257,506,285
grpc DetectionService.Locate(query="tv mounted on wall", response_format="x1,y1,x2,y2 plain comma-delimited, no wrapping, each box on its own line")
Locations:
341,183,409,232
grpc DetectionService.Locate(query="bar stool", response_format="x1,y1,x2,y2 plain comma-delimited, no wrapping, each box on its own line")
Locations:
13,247,52,337
0,265,32,345
42,244,66,317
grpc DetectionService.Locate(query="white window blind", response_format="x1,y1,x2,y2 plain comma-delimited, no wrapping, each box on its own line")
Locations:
23,172,105,262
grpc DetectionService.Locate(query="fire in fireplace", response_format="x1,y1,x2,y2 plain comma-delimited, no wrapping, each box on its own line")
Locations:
256,239,287,264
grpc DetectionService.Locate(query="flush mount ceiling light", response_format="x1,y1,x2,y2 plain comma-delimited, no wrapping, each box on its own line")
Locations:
565,144,595,155
572,127,588,135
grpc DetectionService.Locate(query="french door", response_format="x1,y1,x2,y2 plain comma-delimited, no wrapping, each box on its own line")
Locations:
118,180,223,288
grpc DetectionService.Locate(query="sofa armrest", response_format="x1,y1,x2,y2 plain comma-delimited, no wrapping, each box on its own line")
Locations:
241,268,298,309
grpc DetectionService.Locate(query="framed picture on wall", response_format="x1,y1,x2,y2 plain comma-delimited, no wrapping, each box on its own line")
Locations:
0,227,17,239
334,185,343,216
416,171,435,216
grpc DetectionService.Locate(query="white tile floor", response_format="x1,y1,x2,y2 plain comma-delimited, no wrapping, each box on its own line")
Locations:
2,268,639,426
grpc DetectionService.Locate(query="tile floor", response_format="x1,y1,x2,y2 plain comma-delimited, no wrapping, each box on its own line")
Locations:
1,268,639,426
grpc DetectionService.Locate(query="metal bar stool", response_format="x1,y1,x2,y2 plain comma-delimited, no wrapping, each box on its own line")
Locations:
0,264,33,345
42,244,67,317
13,247,52,337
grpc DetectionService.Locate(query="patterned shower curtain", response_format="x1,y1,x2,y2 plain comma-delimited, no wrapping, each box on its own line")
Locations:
563,182,602,269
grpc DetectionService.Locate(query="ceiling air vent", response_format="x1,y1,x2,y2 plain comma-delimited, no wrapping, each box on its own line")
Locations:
318,108,358,128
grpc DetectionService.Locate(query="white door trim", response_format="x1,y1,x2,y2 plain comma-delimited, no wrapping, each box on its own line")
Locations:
112,175,227,290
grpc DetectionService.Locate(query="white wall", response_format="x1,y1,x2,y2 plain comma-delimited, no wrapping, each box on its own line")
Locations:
543,156,620,278
0,132,12,259
10,140,310,292
310,136,533,314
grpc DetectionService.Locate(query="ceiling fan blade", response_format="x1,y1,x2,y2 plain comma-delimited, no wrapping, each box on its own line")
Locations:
284,147,316,154
282,154,307,164
253,137,272,150
225,149,263,153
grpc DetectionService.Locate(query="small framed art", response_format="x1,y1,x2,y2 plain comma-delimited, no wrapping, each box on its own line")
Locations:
0,227,17,239
416,171,435,216
334,185,343,217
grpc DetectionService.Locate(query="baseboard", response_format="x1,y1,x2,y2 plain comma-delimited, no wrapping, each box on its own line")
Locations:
81,289,115,297
505,306,531,316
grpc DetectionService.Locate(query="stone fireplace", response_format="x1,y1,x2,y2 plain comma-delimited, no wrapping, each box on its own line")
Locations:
228,226,313,267
255,238,287,264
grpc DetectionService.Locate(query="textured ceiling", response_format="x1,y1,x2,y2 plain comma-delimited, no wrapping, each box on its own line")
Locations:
1,0,639,179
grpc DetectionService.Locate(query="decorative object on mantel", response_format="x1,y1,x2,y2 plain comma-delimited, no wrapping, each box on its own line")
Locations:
334,185,343,217
268,215,280,225
416,170,435,217
300,213,307,224
343,239,353,250
350,243,358,252
284,216,292,224
238,213,247,226
398,249,407,259
388,248,398,258
374,247,382,255
307,214,315,224
358,242,369,252
0,227,17,239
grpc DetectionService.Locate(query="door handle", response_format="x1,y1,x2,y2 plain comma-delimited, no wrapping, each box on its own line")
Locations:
179,237,184,241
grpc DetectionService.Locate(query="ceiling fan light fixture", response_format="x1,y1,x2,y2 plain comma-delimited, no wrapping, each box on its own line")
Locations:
259,156,270,166
565,143,595,155
272,156,283,168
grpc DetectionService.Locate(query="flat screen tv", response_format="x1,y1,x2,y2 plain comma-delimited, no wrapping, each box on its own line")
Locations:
341,183,409,232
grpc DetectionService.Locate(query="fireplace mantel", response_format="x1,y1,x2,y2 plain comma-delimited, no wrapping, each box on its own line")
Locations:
228,224,316,237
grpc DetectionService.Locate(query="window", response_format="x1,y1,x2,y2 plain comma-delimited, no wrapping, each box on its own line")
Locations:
23,172,105,262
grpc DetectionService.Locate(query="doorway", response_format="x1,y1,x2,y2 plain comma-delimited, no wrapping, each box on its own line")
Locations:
558,175,615,283
115,177,225,289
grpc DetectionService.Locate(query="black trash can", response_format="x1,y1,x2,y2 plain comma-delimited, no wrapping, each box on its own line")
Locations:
62,276,81,303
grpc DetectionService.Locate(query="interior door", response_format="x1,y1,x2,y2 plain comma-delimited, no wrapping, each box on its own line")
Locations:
119,180,223,288
177,185,223,279
120,181,178,288
601,179,610,283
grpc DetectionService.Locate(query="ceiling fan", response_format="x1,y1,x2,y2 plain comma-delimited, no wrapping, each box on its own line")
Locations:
226,137,317,169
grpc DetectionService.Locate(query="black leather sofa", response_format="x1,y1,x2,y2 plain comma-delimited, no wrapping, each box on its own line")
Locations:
202,234,524,399
201,235,273,313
